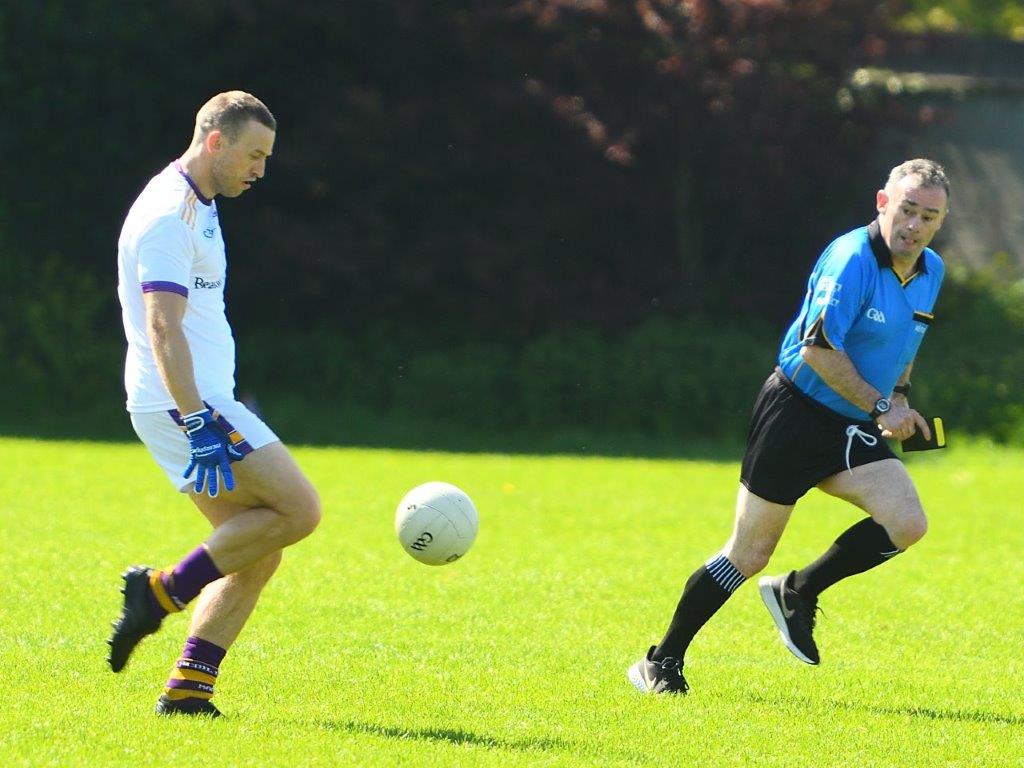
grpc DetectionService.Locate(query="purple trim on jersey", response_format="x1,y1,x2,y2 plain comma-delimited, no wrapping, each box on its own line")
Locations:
173,161,213,206
141,281,188,297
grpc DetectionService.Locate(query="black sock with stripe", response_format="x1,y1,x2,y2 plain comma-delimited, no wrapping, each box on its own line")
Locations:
652,553,746,663
792,517,901,600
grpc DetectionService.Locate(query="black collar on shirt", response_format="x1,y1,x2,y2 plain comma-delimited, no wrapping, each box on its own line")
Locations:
867,219,927,275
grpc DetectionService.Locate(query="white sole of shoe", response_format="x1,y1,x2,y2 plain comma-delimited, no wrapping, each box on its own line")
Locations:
627,662,648,692
758,577,818,666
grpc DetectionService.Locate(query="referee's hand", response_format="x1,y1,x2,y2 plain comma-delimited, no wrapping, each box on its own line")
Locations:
877,406,931,442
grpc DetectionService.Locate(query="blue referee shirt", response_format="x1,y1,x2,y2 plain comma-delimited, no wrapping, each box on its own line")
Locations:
777,219,944,420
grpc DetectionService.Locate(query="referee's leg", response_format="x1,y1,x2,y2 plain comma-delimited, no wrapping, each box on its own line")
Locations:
816,458,927,549
629,485,793,693
654,486,793,662
792,457,925,603
761,459,927,664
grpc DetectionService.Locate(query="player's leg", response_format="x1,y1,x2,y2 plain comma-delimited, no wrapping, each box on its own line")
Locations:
192,440,320,573
151,440,319,617
628,485,793,693
157,491,285,716
793,458,925,598
187,550,283,648
109,432,320,676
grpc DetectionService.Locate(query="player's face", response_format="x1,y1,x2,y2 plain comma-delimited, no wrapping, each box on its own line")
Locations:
876,175,948,262
210,120,276,198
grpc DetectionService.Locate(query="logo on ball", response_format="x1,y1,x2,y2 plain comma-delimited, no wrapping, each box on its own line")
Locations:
409,532,434,551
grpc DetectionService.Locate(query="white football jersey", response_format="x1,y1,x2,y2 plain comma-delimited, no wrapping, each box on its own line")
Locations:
117,163,235,412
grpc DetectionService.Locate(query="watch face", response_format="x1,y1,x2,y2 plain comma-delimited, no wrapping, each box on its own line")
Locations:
876,398,891,413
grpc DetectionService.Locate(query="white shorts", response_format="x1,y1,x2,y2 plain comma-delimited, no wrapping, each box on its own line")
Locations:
130,396,280,492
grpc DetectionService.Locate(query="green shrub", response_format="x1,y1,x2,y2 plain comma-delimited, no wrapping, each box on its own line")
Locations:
4,258,1022,447
392,342,518,427
0,251,122,411
914,257,1024,442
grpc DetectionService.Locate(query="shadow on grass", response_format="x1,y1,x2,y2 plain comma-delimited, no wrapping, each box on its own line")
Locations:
860,704,1024,727
312,719,576,753
749,693,1024,727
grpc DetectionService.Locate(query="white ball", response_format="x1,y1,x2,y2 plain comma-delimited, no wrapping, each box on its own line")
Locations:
395,481,478,565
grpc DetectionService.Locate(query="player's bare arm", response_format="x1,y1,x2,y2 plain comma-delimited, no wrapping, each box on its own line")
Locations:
800,346,929,441
144,290,204,414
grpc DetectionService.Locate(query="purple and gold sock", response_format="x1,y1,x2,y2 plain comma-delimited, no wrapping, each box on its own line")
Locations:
163,636,227,703
147,545,225,617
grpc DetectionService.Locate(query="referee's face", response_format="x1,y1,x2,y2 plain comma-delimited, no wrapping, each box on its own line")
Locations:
876,174,948,261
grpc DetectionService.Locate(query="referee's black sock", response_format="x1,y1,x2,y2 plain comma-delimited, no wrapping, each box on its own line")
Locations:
652,554,746,663
792,518,901,600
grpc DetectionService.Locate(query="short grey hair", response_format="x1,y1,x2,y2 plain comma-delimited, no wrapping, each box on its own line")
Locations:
886,158,950,199
192,91,276,144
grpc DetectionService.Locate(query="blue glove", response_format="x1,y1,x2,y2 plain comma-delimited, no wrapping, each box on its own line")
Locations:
182,408,244,497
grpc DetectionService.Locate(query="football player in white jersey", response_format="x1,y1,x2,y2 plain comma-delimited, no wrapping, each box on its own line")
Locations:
109,92,321,717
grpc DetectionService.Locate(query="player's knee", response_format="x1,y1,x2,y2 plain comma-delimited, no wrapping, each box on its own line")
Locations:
286,487,321,542
889,511,927,550
237,550,282,587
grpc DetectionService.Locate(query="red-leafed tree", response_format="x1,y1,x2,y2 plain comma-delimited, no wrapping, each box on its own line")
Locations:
498,0,898,321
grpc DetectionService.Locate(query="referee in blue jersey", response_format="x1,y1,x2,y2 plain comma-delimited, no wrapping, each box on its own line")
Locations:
629,159,950,694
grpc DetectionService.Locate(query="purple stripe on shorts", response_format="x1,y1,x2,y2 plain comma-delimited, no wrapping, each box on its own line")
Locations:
142,281,188,297
166,404,253,455
173,161,213,206
210,405,253,455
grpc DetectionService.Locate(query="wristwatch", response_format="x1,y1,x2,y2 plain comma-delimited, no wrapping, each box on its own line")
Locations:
893,382,911,396
869,397,892,420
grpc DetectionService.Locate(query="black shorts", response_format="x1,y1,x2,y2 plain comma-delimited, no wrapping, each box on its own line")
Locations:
740,369,898,505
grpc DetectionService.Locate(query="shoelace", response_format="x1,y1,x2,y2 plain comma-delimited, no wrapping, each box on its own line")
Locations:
657,657,682,673
799,597,823,633
844,424,878,474
654,657,688,693
786,586,821,633
802,602,822,633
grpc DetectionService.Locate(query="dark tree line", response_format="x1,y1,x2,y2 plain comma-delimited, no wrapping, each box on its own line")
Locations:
18,2,1021,446
3,1,898,343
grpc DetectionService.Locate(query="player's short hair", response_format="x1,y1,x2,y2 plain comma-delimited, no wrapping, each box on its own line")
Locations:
193,91,276,144
886,158,950,199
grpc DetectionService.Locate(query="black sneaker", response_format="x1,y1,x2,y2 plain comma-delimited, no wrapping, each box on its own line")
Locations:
627,646,689,694
758,572,820,665
155,695,222,718
107,566,164,672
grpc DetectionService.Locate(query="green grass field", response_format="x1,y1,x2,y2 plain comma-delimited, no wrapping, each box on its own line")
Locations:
1,437,1022,767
